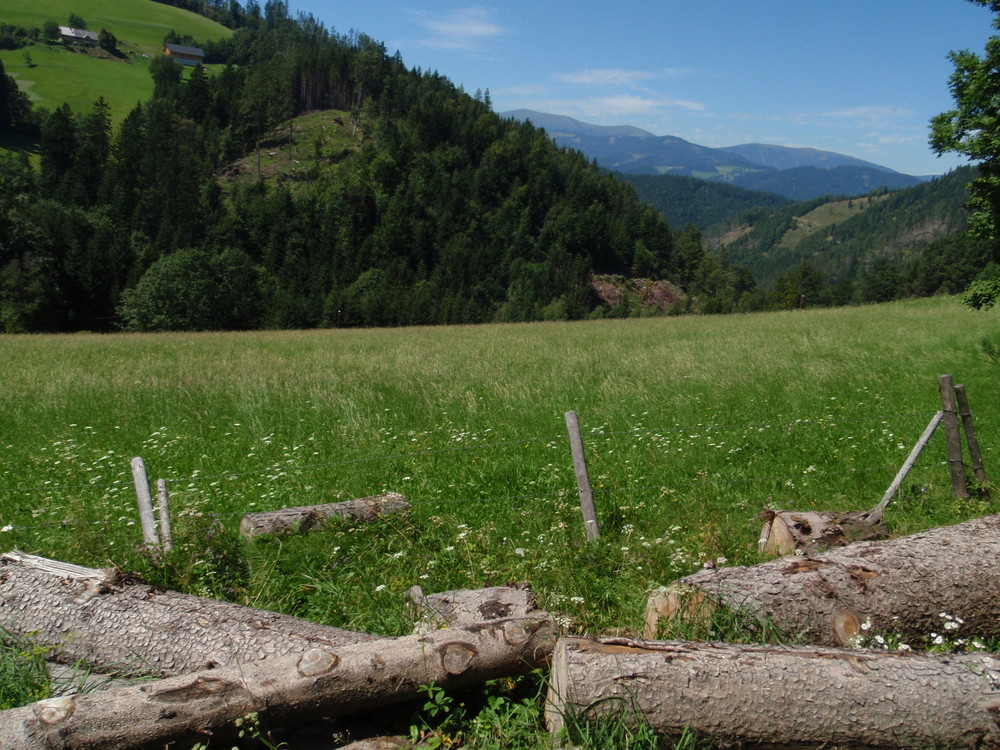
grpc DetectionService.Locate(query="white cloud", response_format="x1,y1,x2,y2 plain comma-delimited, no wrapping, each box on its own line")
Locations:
556,67,694,88
417,7,507,51
794,105,916,130
590,94,704,114
557,69,657,87
494,84,551,97
515,94,703,122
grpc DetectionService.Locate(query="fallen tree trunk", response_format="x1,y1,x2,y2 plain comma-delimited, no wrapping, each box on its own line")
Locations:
406,583,539,634
644,513,1000,645
239,492,409,537
0,616,558,750
0,551,376,677
546,636,1000,749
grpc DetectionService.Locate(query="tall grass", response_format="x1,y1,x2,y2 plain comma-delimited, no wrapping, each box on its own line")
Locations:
1,297,998,745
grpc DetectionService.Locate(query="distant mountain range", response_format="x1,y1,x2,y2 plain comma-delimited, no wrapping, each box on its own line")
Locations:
500,109,927,201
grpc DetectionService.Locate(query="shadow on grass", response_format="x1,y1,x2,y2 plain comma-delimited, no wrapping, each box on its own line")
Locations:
0,129,39,156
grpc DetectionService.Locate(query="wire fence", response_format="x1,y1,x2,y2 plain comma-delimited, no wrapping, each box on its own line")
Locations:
0,408,953,537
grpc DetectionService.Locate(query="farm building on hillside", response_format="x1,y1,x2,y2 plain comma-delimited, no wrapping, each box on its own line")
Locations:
163,43,205,66
59,27,99,47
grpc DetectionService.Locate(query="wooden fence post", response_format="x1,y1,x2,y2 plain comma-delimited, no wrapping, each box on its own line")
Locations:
938,374,970,499
130,457,160,548
867,411,943,525
156,479,173,552
564,411,600,541
954,384,989,498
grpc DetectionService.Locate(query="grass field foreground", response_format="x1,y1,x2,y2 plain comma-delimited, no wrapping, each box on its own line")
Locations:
1,297,999,745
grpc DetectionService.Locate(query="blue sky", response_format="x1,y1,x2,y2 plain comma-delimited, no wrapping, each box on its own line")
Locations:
290,1,995,176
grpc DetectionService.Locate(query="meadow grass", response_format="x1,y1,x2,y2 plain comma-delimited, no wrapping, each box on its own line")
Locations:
0,0,231,124
2,43,155,121
1,297,998,746
1,0,231,51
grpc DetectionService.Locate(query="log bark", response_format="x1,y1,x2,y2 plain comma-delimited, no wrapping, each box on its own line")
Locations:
239,492,409,536
406,583,539,634
757,508,888,555
644,513,1000,645
0,551,376,677
0,616,558,750
546,636,1000,749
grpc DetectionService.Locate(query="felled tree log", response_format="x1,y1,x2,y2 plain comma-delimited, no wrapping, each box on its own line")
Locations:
0,616,558,750
406,583,540,634
757,508,888,555
644,513,1000,644
0,551,375,677
546,636,1000,749
239,492,409,536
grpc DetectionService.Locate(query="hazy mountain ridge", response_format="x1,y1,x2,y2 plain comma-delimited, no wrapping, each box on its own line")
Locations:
501,109,926,200
720,143,898,173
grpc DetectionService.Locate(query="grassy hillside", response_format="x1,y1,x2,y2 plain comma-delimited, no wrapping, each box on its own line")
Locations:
0,0,231,122
2,0,229,51
775,192,893,250
220,109,365,190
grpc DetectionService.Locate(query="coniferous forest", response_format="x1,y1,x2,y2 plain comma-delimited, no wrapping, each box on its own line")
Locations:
0,0,994,332
0,2,676,332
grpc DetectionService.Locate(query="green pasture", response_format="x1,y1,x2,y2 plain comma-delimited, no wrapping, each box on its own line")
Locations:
0,0,231,123
1,296,997,628
2,43,153,121
1,297,998,745
1,0,231,52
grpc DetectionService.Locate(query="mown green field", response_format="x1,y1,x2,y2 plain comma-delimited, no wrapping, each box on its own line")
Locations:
2,0,230,51
1,297,998,746
2,43,154,121
0,0,230,123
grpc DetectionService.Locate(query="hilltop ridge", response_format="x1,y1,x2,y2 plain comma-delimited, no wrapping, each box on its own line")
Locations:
501,109,926,200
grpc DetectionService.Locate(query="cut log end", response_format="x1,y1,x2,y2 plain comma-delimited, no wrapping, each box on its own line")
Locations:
833,609,864,646
642,585,717,639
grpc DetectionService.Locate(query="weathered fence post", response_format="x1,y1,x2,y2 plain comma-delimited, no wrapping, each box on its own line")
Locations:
868,410,943,525
564,411,600,541
938,375,969,499
130,457,160,548
954,384,989,498
156,478,173,552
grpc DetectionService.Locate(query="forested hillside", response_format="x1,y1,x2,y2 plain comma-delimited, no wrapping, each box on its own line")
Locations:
0,2,676,331
616,172,791,230
699,166,992,308
715,167,974,280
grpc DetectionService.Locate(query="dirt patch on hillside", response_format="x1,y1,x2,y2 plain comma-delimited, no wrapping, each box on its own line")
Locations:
591,275,684,312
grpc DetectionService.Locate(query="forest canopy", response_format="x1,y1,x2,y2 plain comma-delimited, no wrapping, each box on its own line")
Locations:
0,5,677,332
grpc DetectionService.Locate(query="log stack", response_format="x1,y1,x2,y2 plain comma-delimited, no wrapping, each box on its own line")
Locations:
0,616,558,750
0,551,377,676
644,513,1000,645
